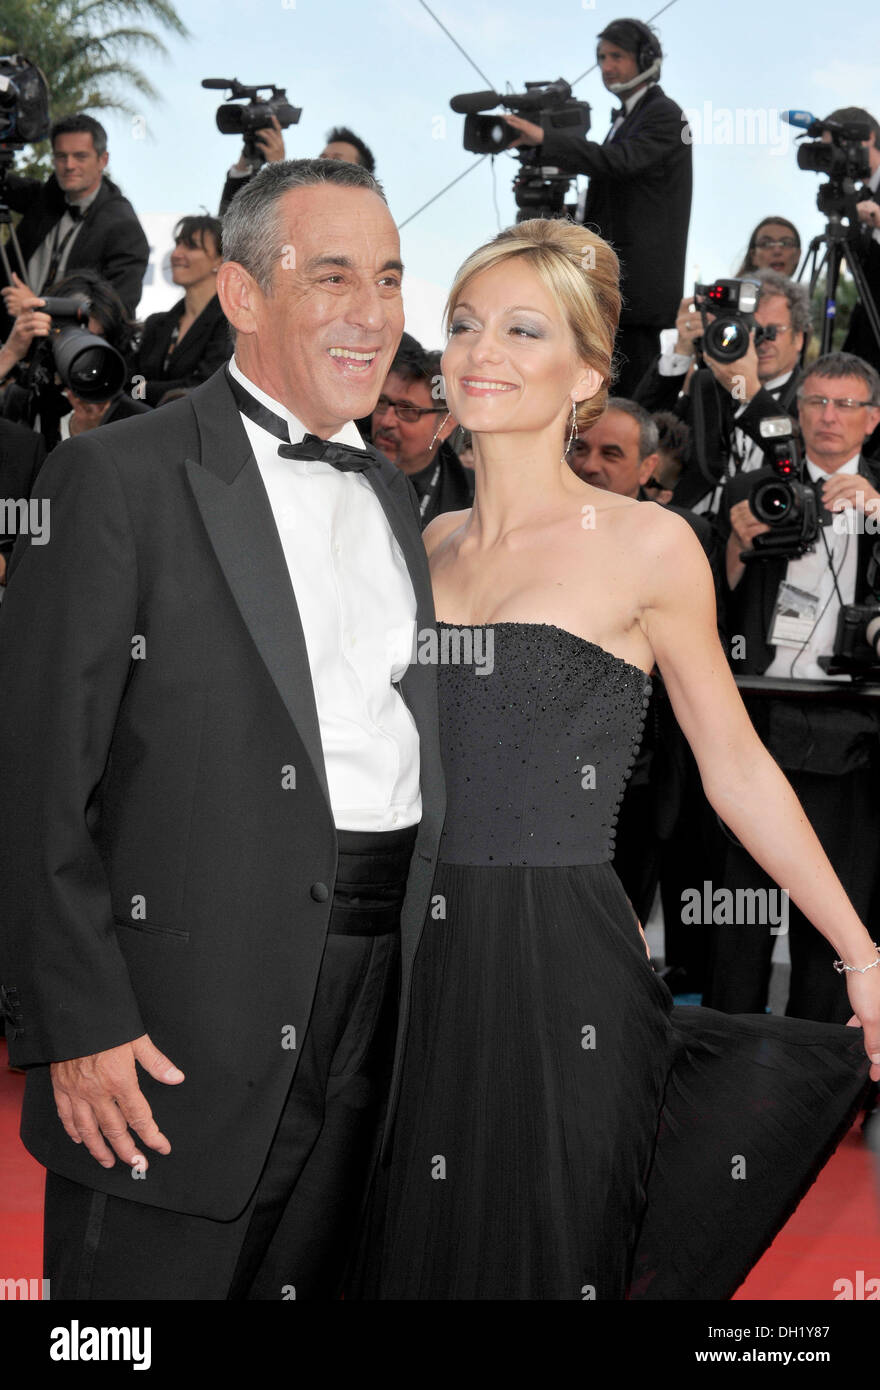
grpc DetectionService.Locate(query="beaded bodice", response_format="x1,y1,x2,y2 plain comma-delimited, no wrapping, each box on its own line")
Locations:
435,622,652,866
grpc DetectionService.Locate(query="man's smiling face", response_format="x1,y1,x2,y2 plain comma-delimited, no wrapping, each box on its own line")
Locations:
221,183,404,437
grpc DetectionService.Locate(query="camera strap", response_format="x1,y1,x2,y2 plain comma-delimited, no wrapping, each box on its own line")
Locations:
40,206,86,293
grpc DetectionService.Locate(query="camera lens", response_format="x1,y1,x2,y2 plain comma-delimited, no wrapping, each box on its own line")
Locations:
752,481,792,524
704,317,749,362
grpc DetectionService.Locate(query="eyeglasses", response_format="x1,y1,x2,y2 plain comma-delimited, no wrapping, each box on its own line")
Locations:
754,237,799,250
798,394,875,412
374,395,447,423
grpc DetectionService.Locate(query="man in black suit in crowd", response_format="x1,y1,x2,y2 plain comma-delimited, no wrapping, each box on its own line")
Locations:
371,344,473,528
635,269,812,515
707,352,880,1022
0,115,149,334
0,157,445,1299
504,17,692,396
219,118,375,214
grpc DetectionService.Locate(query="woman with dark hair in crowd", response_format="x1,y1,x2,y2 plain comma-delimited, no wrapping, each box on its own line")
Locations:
354,217,878,1302
0,267,147,446
131,215,230,406
735,215,801,277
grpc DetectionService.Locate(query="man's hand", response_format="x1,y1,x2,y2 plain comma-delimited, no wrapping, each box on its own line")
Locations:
703,335,761,404
3,298,52,365
855,198,880,231
503,113,545,147
64,389,113,436
1,272,38,320
50,1034,184,1170
822,471,880,519
233,116,286,171
673,296,702,357
726,499,771,589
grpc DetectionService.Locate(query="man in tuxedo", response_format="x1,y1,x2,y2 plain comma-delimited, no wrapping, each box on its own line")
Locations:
0,157,444,1299
504,17,692,395
372,344,472,527
0,115,149,333
635,269,812,516
707,352,880,1022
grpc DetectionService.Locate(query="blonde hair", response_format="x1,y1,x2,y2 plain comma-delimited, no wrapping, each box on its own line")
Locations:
443,218,621,433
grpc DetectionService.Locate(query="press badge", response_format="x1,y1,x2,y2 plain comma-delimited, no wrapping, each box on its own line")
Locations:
768,581,820,647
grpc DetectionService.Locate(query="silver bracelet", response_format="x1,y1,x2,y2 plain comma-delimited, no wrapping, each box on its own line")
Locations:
833,943,880,975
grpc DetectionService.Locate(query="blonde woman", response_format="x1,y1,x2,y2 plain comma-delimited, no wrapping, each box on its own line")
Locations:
354,219,879,1301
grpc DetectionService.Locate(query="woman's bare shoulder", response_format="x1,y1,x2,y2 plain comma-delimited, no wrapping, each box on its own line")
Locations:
422,508,471,558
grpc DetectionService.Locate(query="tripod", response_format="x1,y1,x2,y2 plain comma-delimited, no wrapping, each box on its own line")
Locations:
800,187,880,358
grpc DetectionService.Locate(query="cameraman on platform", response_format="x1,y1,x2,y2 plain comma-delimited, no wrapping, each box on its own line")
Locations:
707,352,880,1023
824,107,880,377
504,17,692,396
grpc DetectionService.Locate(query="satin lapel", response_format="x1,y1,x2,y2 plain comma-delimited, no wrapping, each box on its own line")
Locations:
184,370,331,812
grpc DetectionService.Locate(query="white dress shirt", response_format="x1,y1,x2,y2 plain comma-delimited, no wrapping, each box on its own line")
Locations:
764,452,861,682
228,356,421,830
26,180,103,294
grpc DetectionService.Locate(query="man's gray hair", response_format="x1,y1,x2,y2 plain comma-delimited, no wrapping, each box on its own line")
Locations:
800,351,880,406
749,268,813,337
222,157,388,293
605,396,659,459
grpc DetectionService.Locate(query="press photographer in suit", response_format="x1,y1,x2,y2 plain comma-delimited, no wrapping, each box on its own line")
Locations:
635,270,812,515
707,352,880,1022
0,158,444,1299
504,17,692,395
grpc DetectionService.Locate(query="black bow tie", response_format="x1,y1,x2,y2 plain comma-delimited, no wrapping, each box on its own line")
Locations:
278,435,377,472
225,366,376,473
609,105,626,123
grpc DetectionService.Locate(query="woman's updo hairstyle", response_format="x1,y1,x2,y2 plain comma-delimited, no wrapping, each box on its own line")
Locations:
443,218,621,434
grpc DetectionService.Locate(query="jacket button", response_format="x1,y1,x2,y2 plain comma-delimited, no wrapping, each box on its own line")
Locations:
310,882,329,903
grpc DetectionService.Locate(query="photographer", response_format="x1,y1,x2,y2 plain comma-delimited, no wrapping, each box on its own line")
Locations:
1,269,149,448
504,18,692,395
0,114,149,333
636,270,812,514
707,352,880,1022
219,121,375,213
370,344,471,527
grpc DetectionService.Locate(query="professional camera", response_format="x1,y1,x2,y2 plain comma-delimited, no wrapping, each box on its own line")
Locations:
795,114,871,220
691,278,784,363
202,77,301,164
25,297,126,402
741,417,824,563
0,54,50,148
818,543,880,678
450,79,590,220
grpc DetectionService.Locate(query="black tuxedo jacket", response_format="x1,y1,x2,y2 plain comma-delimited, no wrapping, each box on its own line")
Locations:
0,367,445,1219
842,221,880,373
1,173,149,320
540,85,692,327
132,296,232,406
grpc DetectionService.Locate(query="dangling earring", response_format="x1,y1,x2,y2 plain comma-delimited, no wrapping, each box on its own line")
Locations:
563,401,577,462
430,412,451,450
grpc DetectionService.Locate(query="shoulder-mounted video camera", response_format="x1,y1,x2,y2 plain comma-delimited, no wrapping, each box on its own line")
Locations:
0,54,50,149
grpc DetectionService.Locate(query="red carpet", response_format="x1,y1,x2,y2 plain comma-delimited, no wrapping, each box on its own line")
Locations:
2,1039,878,1299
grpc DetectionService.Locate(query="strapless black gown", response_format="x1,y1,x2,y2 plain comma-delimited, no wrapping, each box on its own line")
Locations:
355,623,870,1300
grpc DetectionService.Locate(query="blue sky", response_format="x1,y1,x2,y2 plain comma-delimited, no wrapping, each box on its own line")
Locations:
92,0,879,343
